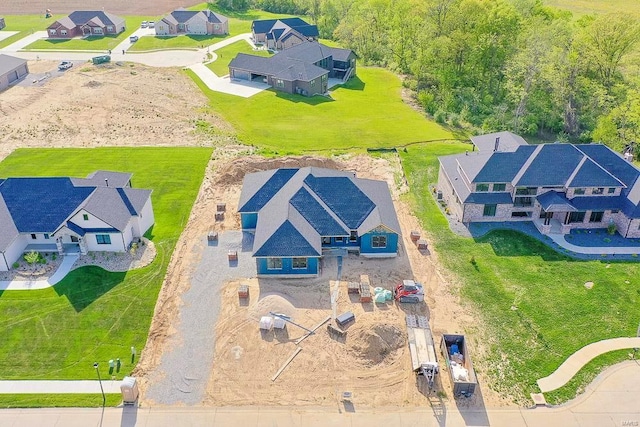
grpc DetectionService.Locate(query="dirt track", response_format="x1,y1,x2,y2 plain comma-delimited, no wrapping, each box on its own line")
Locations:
0,0,201,16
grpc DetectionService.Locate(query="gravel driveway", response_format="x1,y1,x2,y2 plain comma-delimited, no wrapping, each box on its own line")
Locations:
145,231,255,405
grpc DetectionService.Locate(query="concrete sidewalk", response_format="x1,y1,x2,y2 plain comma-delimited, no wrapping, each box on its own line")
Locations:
549,233,640,254
0,254,78,291
537,337,640,392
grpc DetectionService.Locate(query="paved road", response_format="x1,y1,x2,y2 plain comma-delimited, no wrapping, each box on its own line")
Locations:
0,361,639,426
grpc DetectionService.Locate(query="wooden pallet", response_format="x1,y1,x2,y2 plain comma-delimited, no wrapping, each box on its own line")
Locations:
347,281,360,294
238,284,249,298
359,284,372,303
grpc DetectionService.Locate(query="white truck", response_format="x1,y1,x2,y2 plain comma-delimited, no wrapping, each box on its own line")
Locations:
405,314,439,389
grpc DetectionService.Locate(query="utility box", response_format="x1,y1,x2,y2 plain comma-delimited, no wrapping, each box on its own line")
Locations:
120,376,139,405
92,55,111,65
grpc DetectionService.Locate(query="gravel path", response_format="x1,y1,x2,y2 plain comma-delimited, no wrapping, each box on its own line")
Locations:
145,231,255,405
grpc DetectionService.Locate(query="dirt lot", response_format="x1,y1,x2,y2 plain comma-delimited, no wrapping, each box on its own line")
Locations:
0,0,201,16
0,61,508,409
0,60,227,162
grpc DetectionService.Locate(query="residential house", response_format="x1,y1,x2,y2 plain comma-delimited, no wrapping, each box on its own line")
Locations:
238,167,401,277
437,131,640,237
155,9,228,36
229,41,357,96
47,11,125,39
251,17,318,51
0,17,6,30
0,171,154,271
0,54,28,92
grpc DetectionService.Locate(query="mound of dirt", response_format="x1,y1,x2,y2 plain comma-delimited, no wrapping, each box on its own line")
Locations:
214,155,345,187
348,324,406,365
249,294,297,319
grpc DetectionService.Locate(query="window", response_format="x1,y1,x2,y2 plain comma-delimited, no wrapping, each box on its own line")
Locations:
593,187,604,195
608,187,616,194
514,196,533,207
511,211,532,218
83,214,89,221
267,257,282,269
49,29,57,35
44,233,50,240
276,79,284,88
61,30,67,35
292,258,307,269
214,24,219,30
589,211,604,223
310,79,316,85
483,204,497,217
574,188,585,195
568,211,586,223
322,237,331,245
349,231,358,242
372,235,387,248
476,183,489,192
493,183,506,192
335,237,344,243
96,234,111,245
612,209,619,214
93,28,103,35
31,233,37,240
516,187,537,195
106,26,113,32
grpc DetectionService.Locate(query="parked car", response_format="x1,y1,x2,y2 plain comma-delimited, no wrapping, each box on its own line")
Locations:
148,21,155,28
129,35,139,42
58,61,73,71
140,21,148,28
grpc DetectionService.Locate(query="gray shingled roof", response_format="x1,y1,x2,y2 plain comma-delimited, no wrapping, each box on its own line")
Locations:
71,170,132,188
471,131,528,153
0,54,27,75
67,11,124,27
165,9,228,25
78,188,135,231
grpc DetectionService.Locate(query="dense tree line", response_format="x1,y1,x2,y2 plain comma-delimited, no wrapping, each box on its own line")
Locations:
212,0,640,150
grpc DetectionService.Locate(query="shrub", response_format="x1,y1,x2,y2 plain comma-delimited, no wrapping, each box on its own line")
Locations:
12,262,20,269
607,223,617,235
434,109,447,124
24,251,39,265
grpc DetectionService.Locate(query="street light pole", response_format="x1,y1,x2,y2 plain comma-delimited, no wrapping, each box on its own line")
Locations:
93,362,105,406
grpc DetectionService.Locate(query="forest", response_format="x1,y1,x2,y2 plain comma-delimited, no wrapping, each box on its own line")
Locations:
215,0,640,152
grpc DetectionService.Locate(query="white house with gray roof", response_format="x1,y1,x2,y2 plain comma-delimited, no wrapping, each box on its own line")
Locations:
0,171,154,271
438,131,640,237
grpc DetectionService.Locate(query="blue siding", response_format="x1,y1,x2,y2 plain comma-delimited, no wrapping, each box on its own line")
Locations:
256,257,319,275
241,213,257,229
360,231,398,255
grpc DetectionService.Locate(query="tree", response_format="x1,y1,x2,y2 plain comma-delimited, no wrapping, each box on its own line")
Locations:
580,14,640,89
593,89,640,152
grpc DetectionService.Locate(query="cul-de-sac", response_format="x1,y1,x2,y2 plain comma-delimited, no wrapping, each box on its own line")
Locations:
1,0,639,426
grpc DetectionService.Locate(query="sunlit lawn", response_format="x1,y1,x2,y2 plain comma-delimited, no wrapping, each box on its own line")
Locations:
206,39,271,76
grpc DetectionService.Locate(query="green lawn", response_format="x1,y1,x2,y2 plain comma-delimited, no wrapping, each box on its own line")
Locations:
23,16,156,51
0,147,211,406
206,40,271,76
0,14,64,49
128,34,229,52
400,143,640,404
190,67,455,153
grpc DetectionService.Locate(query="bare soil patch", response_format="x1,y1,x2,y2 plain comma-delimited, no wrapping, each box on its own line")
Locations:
0,61,225,162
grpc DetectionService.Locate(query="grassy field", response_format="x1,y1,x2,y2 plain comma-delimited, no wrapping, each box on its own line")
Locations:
23,16,156,51
400,143,640,404
206,40,271,76
0,14,64,49
546,0,640,17
190,67,455,153
0,394,122,408
0,147,211,406
128,34,228,52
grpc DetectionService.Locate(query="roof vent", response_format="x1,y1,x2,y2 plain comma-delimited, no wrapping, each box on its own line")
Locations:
105,178,109,187
494,137,500,152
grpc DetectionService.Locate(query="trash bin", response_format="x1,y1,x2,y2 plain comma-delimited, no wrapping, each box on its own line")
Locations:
120,376,139,405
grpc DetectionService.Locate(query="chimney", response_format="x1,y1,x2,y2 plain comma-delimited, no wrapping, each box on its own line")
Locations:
105,178,109,187
494,137,500,152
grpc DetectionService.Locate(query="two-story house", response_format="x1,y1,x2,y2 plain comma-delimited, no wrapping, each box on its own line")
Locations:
437,132,640,237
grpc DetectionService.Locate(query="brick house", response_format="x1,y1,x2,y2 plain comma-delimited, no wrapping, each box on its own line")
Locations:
47,11,125,39
155,9,228,36
251,17,318,51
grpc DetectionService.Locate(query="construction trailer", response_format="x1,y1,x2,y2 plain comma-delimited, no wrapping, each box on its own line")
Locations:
405,314,439,389
440,334,477,397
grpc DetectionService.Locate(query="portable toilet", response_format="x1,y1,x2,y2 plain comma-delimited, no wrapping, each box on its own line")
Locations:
120,376,139,405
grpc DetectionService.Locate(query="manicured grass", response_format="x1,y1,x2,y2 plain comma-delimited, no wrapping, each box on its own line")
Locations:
206,40,271,76
399,143,640,404
128,34,229,52
0,14,65,49
0,148,211,406
23,16,156,51
190,67,454,153
0,394,121,408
